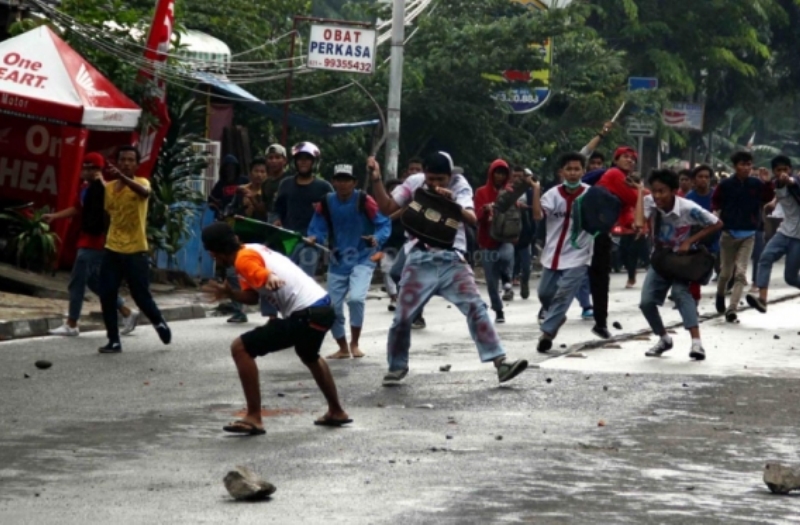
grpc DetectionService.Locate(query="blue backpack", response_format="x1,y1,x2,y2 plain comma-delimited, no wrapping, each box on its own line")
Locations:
581,168,608,187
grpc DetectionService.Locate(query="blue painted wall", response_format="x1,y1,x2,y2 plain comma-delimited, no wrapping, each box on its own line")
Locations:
155,204,217,279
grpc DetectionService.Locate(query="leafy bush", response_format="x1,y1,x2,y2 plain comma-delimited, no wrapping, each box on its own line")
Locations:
0,206,60,273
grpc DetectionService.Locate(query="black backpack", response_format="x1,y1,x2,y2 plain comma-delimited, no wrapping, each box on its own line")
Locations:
569,185,621,248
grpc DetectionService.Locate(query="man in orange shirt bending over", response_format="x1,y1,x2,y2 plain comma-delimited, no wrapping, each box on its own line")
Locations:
201,222,351,435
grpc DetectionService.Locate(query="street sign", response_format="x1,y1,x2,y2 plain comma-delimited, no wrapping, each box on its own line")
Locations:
628,77,658,91
627,117,656,138
663,102,704,131
306,24,376,74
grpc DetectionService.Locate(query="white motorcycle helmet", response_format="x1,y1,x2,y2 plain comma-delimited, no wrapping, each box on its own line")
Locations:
291,141,321,170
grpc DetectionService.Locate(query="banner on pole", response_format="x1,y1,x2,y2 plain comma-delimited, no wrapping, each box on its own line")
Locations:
307,24,377,74
662,102,704,131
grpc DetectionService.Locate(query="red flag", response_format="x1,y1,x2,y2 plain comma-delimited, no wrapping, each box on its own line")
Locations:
135,0,175,178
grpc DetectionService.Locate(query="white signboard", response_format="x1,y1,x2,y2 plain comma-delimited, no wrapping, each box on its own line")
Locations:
307,24,376,75
627,117,656,138
663,102,704,131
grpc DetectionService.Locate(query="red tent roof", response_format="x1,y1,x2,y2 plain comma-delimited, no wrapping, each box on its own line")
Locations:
0,26,141,130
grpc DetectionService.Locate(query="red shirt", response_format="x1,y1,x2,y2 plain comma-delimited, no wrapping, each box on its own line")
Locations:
595,168,638,229
73,183,106,250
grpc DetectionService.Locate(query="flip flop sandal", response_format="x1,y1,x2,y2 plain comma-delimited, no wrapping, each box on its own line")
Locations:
314,416,354,427
223,420,266,435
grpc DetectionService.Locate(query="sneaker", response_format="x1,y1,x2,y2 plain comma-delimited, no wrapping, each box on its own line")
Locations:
520,281,530,300
725,310,738,323
592,325,612,340
120,310,140,336
411,316,426,330
388,299,397,312
227,312,248,323
715,294,726,314
502,285,514,302
99,341,122,354
382,368,409,386
495,310,505,324
537,336,553,354
49,324,79,336
746,294,767,314
645,338,673,357
689,342,706,361
155,322,172,344
497,359,528,383
581,308,594,320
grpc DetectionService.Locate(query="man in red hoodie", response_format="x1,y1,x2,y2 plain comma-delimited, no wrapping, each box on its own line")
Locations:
590,146,640,339
475,159,515,324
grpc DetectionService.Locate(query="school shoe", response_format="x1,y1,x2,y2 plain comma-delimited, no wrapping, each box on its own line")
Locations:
502,283,514,301
49,324,79,336
497,359,528,383
495,310,506,324
227,312,248,323
388,299,397,312
537,335,553,353
645,338,673,357
98,341,122,354
412,316,426,330
120,310,140,336
724,310,738,323
382,368,408,386
581,308,594,320
689,342,706,361
155,321,172,344
592,325,612,340
746,294,767,313
520,281,530,300
715,294,726,314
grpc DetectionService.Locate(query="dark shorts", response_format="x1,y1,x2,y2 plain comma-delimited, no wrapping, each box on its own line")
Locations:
240,303,335,363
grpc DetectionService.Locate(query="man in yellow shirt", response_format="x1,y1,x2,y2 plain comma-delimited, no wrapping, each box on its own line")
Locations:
98,146,171,353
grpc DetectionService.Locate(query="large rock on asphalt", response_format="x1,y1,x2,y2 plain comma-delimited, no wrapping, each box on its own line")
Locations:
764,463,800,494
224,466,276,501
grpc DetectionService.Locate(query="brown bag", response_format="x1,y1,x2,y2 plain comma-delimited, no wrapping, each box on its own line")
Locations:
401,188,463,249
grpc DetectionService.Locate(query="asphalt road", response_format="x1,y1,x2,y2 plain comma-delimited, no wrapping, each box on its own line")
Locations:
2,269,800,524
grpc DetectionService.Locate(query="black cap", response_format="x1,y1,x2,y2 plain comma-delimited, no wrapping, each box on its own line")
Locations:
202,222,239,254
424,151,454,175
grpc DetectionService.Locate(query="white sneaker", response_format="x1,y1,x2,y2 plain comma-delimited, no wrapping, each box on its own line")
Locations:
121,310,140,336
49,324,79,336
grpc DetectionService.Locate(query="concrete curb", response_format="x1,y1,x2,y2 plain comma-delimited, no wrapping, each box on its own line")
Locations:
0,304,209,342
548,291,800,360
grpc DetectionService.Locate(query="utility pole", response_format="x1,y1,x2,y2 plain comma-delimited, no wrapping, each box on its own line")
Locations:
384,0,405,181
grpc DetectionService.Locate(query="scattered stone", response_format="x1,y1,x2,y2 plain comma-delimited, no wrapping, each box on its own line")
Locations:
143,382,150,386
35,493,40,497
24,373,30,379
446,435,453,440
389,460,396,464
559,344,567,349
774,335,780,340
585,376,591,380
447,305,452,309
683,383,689,388
603,386,608,391
430,447,440,452
685,486,695,491
415,404,434,409
613,322,622,330
764,463,800,495
545,378,553,384
223,466,276,501
376,403,385,408
567,353,588,358
365,480,371,485
277,392,285,397
439,364,452,372
34,360,52,370
598,420,606,427
495,435,503,441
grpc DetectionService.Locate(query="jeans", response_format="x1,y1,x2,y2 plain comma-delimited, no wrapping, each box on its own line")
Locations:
717,232,755,311
390,246,425,318
514,244,532,284
381,250,398,297
68,248,124,321
226,265,245,315
576,275,592,310
751,231,765,283
387,249,505,371
481,244,514,312
756,232,800,290
291,243,322,277
639,267,699,334
539,266,588,336
328,264,374,340
589,233,613,328
99,250,164,343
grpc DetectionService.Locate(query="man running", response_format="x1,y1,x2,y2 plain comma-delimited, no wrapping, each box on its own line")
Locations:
369,152,528,386
201,222,351,435
747,155,800,312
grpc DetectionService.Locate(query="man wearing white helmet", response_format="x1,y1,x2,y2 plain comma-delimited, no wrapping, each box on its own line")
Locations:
274,142,333,276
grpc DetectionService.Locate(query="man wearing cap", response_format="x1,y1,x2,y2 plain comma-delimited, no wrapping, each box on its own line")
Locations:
261,144,288,224
42,153,138,337
589,146,642,340
200,221,352,435
368,152,528,387
307,164,391,359
209,155,248,219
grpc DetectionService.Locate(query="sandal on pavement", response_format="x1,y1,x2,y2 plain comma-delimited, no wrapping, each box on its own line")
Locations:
223,420,266,435
314,416,353,427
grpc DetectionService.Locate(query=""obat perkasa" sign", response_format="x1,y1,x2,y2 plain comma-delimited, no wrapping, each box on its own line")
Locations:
307,24,376,75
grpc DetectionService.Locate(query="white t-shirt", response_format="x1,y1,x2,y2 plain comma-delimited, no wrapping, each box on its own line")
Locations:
769,202,785,219
391,173,474,252
644,195,719,251
540,183,594,270
235,244,327,318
